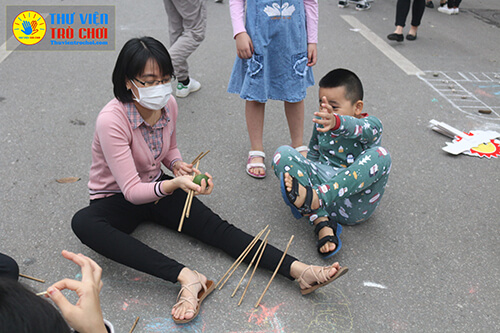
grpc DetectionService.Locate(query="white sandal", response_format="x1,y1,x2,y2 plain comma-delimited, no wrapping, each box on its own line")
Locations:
294,145,309,154
246,150,266,179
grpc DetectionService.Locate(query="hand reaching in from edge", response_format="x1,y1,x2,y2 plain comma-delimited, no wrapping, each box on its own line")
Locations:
45,250,107,333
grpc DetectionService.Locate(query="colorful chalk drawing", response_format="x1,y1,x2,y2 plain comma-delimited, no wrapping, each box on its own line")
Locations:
305,288,353,332
227,287,353,333
418,71,500,121
143,315,207,332
112,275,353,332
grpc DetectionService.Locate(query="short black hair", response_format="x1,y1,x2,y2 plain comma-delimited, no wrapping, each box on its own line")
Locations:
0,279,71,333
112,36,174,103
319,68,364,104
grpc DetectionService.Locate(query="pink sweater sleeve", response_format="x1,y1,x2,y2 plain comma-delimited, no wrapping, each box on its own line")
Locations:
229,0,246,38
304,0,318,44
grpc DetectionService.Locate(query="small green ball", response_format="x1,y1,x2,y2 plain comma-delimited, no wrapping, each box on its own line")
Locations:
193,174,209,186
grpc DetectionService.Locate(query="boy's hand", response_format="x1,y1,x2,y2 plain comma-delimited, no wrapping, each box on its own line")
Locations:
235,32,254,59
313,96,337,132
307,43,317,66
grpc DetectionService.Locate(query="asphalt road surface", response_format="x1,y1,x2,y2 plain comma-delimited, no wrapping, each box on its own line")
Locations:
1,0,499,332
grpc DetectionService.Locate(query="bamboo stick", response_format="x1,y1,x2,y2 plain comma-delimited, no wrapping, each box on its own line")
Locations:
254,235,294,307
19,273,45,283
214,225,268,290
128,316,140,333
232,229,271,297
238,238,268,306
185,160,200,218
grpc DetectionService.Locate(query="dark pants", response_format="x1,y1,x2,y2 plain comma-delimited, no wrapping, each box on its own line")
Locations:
72,185,297,283
0,253,19,281
395,0,426,27
447,0,461,7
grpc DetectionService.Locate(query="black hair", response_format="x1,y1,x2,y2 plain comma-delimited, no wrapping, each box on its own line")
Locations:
318,68,364,104
0,253,19,281
112,36,174,103
0,279,71,333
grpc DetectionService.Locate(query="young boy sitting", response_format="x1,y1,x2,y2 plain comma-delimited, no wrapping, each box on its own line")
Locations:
272,68,391,259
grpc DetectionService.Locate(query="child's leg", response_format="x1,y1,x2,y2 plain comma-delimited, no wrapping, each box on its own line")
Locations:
328,166,390,225
311,147,391,224
272,145,342,255
313,147,391,211
246,100,266,176
284,101,305,156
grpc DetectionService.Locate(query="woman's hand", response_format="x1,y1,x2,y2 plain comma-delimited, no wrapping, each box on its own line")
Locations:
193,172,214,196
235,32,254,59
46,251,107,333
162,171,214,195
307,43,317,66
172,160,193,177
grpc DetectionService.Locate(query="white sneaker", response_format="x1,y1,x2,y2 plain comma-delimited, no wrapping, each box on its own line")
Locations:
453,7,459,14
438,6,454,15
176,78,201,98
355,2,371,11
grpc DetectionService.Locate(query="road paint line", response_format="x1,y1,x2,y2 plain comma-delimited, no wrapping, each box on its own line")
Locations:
341,15,424,76
0,38,17,64
363,281,387,289
458,72,470,81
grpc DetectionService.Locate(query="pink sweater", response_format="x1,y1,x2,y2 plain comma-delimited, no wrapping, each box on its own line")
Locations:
229,0,319,43
88,98,182,205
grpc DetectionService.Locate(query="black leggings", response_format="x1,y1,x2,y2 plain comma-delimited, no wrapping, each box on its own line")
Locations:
72,184,297,283
447,0,461,7
395,0,426,27
0,253,19,281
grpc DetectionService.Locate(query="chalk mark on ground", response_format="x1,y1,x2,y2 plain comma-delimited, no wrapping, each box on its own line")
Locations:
418,71,500,121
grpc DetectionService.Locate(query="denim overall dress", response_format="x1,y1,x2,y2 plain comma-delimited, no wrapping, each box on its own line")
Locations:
227,0,315,103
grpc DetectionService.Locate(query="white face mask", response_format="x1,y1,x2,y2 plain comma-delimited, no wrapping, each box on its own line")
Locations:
131,80,172,110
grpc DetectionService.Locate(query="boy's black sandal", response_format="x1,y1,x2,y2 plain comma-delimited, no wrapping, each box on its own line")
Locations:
314,218,343,259
280,173,314,219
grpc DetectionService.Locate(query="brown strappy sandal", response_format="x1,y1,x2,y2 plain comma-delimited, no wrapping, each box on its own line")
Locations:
297,265,348,295
172,271,215,324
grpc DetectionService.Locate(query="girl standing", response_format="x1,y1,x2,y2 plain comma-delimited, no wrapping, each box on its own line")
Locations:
228,0,318,178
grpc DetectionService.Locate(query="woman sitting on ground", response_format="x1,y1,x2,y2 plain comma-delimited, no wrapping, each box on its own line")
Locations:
71,36,348,324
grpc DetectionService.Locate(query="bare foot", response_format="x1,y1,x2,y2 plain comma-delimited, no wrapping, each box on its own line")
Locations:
248,156,265,176
313,217,336,254
290,261,341,290
172,268,207,322
283,172,320,210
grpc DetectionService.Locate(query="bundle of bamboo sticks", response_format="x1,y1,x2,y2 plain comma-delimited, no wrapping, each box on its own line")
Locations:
215,225,294,307
178,150,210,232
